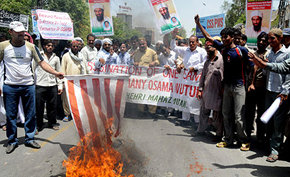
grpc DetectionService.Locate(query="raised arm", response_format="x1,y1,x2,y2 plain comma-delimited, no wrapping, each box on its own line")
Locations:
194,14,214,43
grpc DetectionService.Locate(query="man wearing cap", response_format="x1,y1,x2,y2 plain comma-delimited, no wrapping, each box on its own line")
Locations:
0,21,64,154
246,11,269,39
61,40,88,122
94,38,118,73
157,3,178,31
91,3,112,33
249,28,290,162
81,34,98,74
282,28,290,49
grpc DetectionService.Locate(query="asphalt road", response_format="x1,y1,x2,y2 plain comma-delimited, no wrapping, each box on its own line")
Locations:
0,114,289,177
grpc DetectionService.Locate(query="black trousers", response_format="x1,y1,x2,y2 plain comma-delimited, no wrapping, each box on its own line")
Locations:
36,85,57,128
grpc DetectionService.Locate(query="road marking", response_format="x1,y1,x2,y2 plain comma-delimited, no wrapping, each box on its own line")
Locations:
31,122,74,152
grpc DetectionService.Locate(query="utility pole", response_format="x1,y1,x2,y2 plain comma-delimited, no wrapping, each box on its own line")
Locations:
278,0,289,28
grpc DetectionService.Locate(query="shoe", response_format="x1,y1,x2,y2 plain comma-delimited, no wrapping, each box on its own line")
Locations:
63,116,70,122
25,141,41,149
52,125,59,130
6,144,18,154
240,143,250,151
266,154,278,162
216,141,228,148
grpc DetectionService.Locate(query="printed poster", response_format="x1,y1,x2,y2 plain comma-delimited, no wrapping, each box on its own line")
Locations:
245,0,272,45
35,9,74,40
89,0,114,36
196,14,225,38
149,0,182,34
0,9,29,31
31,9,40,40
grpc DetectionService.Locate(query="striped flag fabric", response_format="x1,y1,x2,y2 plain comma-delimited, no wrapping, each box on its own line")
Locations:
64,75,129,145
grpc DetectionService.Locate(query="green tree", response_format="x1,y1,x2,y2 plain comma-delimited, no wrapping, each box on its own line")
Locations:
111,16,142,41
221,0,246,27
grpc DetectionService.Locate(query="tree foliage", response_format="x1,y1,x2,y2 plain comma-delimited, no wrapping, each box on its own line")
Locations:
221,0,246,27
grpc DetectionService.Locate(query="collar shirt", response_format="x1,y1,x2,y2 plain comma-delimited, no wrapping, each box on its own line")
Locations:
266,46,290,94
117,52,133,65
94,49,118,69
81,45,98,62
158,50,179,68
33,51,62,89
170,39,207,70
0,40,43,85
133,47,159,67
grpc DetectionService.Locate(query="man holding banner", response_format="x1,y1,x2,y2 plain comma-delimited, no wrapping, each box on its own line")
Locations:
170,28,207,124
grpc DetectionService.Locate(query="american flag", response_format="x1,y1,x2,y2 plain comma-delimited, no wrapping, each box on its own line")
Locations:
64,75,129,145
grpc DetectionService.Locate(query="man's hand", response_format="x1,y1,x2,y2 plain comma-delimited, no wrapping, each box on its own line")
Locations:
194,14,200,25
164,65,170,70
58,89,63,95
197,91,202,100
99,58,105,64
278,94,288,105
189,67,195,72
248,84,255,92
248,52,267,68
149,62,156,67
55,72,64,79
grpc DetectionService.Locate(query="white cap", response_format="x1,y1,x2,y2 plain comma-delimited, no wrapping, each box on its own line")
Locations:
74,37,84,43
157,3,167,9
251,11,263,18
9,21,26,32
93,3,104,9
102,38,112,45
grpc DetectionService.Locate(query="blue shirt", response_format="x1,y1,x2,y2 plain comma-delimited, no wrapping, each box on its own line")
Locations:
117,52,133,65
213,40,253,85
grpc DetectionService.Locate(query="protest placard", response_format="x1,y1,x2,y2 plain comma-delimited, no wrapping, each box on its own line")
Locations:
149,0,182,34
36,9,74,40
89,0,114,36
196,14,225,38
0,9,29,30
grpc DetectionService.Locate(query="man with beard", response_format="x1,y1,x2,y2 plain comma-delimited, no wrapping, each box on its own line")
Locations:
61,40,88,122
91,3,111,33
193,41,224,141
94,38,118,72
195,14,252,151
246,11,268,39
33,40,62,133
157,3,178,31
0,21,64,153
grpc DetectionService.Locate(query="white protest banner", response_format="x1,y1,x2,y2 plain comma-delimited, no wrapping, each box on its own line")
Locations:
89,0,114,36
87,64,201,115
245,0,272,46
36,9,74,40
149,0,182,34
64,75,129,141
196,14,225,38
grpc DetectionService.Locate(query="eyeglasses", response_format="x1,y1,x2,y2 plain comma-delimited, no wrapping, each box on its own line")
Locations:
103,44,111,46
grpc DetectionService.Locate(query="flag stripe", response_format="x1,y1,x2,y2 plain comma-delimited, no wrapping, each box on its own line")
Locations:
92,78,112,144
114,79,124,137
104,78,113,119
68,80,85,139
80,79,102,146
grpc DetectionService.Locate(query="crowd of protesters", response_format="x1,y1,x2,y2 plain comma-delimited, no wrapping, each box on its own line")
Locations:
0,16,290,164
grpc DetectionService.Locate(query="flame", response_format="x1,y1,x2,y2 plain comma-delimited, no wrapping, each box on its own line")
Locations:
63,118,134,177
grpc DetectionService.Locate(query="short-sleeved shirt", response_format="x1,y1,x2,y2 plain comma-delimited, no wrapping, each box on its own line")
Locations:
0,40,43,85
133,47,159,67
213,40,252,85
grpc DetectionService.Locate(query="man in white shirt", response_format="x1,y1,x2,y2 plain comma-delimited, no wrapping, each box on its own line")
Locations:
81,34,98,74
0,21,64,154
33,40,63,133
170,28,207,124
